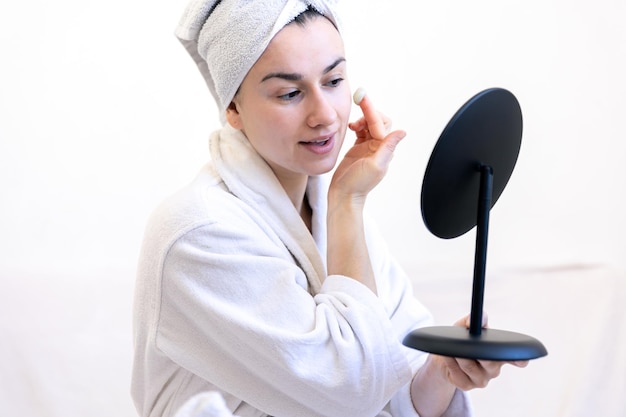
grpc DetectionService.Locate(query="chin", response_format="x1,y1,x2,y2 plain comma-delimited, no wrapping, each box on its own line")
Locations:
315,156,341,176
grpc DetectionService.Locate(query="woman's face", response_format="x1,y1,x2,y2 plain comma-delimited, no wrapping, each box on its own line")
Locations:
226,15,351,183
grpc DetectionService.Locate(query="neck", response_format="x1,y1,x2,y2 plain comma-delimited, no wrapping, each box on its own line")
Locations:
280,175,308,210
276,173,312,231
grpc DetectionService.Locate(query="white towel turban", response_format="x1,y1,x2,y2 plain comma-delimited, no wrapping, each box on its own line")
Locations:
175,0,342,124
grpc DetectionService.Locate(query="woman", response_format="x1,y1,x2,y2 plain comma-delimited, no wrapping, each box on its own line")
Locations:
132,2,525,417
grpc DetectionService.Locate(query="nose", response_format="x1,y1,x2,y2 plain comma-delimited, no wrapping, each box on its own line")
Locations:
306,88,337,128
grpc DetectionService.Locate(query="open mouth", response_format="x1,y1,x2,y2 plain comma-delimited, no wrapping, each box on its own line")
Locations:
299,135,335,154
306,139,330,146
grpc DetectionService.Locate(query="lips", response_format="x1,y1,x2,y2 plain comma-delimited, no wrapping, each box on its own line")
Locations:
299,135,335,155
307,138,330,146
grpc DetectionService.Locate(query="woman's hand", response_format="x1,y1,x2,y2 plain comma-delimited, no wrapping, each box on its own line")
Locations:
326,90,405,294
329,90,406,202
435,315,529,390
410,314,529,417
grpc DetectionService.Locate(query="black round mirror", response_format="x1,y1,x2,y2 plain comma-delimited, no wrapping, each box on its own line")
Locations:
403,88,547,361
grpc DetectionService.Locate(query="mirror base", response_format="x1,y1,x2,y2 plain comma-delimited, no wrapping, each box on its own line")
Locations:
403,325,548,361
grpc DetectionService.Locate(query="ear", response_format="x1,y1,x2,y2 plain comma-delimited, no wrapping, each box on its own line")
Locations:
225,101,243,129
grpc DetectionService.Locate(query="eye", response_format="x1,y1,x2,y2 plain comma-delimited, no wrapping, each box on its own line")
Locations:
278,90,301,101
325,77,344,88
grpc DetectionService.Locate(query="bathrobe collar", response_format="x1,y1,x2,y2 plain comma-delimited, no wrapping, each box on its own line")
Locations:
209,124,328,293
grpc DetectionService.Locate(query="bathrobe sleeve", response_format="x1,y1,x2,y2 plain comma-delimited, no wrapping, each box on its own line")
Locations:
154,190,412,417
147,180,470,417
147,175,430,417
362,216,473,417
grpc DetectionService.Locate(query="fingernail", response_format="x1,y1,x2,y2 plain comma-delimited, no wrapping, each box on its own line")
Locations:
353,87,366,105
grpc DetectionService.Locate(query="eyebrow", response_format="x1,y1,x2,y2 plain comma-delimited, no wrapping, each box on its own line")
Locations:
260,57,346,83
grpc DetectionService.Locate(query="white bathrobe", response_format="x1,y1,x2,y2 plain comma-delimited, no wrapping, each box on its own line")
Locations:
131,124,472,417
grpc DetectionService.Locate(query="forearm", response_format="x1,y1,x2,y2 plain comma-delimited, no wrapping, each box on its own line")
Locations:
410,355,457,417
326,192,377,294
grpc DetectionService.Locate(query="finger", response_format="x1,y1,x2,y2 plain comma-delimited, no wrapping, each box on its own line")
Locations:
348,119,369,145
476,359,529,372
373,130,406,167
349,116,391,135
453,315,469,328
454,312,489,329
509,360,530,368
457,358,495,388
438,356,474,391
482,312,489,328
383,129,406,152
353,88,387,139
476,360,505,377
348,117,366,131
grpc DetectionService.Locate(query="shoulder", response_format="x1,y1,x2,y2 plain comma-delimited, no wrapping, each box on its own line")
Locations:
142,163,253,253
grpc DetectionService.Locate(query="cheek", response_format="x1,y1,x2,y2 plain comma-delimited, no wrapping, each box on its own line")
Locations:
337,87,353,120
242,106,283,136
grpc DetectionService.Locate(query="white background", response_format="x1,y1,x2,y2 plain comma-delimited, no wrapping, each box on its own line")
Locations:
1,0,625,416
1,0,624,276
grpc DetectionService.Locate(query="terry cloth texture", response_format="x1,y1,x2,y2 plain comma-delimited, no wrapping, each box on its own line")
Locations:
174,0,342,124
131,123,473,417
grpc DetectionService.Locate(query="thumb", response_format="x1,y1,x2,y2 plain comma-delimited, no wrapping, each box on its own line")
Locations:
384,129,407,152
375,130,406,167
455,312,489,328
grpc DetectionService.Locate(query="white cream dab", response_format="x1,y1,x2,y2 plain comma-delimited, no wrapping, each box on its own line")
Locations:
353,87,366,105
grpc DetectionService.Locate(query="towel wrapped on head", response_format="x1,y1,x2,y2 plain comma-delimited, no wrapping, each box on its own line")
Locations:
175,0,342,124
